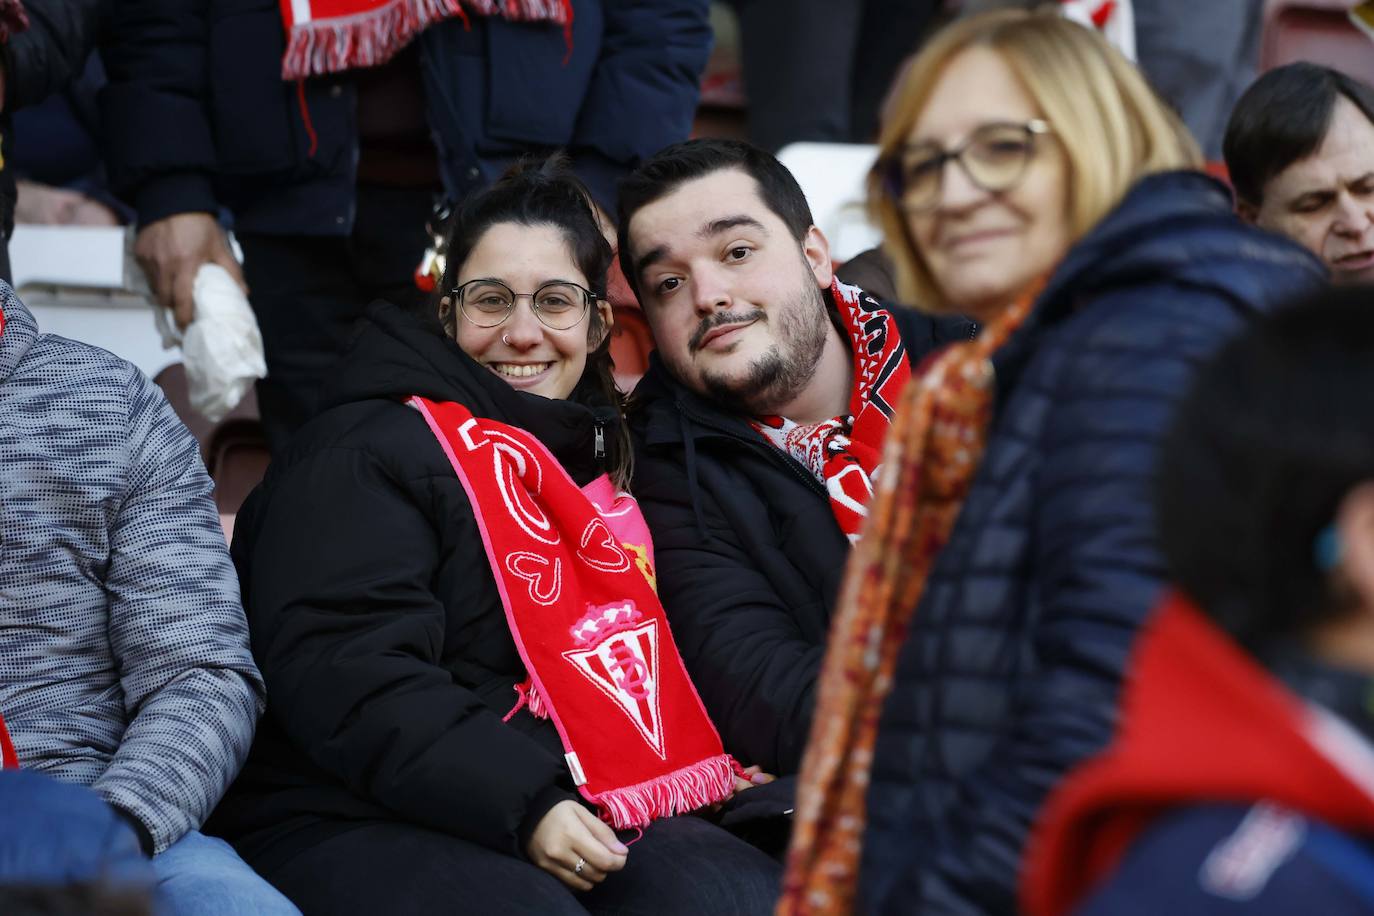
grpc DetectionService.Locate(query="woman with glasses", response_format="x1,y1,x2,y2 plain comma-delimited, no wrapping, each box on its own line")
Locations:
208,158,781,915
779,9,1327,915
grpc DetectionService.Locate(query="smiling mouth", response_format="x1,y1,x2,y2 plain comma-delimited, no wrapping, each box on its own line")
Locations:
945,228,1016,249
488,362,552,379
1334,250,1374,269
697,321,756,351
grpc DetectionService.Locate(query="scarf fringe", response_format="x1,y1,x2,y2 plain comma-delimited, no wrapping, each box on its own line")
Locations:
282,0,570,80
502,679,549,722
593,754,738,829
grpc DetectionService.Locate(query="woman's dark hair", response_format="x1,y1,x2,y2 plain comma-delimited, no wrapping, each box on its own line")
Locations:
438,154,630,485
1156,287,1374,650
1223,62,1374,208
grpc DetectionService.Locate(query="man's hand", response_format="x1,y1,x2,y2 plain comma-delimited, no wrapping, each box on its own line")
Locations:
134,212,247,330
525,799,629,892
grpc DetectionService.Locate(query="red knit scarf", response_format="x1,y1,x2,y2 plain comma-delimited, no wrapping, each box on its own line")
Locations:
279,0,571,80
410,396,739,828
751,280,912,543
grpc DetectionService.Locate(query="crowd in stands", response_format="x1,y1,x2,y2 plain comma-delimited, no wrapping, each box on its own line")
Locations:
2,2,1374,915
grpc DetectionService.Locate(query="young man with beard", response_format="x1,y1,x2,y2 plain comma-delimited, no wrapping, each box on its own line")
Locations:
1224,63,1374,284
616,139,971,781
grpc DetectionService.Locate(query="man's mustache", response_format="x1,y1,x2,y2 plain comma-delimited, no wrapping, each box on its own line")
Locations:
688,309,766,352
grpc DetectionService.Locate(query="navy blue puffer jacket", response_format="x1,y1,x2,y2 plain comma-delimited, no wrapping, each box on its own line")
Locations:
858,171,1326,915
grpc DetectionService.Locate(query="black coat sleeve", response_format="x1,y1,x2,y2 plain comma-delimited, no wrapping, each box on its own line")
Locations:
98,0,218,224
2,0,104,110
633,449,822,776
241,445,571,856
566,0,711,211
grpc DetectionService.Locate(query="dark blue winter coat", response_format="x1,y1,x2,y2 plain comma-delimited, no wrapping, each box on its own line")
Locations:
99,0,711,232
858,171,1327,915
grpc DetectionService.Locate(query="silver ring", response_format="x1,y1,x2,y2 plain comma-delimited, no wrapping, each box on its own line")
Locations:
574,857,586,875
502,332,512,346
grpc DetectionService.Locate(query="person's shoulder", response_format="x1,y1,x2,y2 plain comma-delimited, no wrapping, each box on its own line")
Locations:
274,396,453,486
1078,803,1374,915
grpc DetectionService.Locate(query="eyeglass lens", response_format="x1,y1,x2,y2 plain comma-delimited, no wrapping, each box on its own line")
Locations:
459,280,589,330
892,123,1039,211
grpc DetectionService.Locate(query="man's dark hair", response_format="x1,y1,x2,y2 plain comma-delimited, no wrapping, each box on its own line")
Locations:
615,139,816,296
1223,62,1374,207
1156,286,1374,650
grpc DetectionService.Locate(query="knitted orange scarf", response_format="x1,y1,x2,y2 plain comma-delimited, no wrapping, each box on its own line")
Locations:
778,287,1037,914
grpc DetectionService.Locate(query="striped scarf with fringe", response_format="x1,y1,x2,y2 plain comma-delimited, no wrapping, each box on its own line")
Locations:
280,0,571,80
778,287,1037,914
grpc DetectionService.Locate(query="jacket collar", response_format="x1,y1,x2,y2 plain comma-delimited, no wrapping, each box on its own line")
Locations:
0,284,38,386
990,170,1327,398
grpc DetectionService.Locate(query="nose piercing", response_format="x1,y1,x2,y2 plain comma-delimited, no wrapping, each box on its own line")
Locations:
502,333,512,346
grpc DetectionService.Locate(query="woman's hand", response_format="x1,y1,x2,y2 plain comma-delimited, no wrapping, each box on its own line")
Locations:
526,800,629,892
732,764,776,797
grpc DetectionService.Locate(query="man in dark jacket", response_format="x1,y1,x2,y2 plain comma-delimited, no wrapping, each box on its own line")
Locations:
1224,62,1374,285
615,138,971,778
100,0,711,449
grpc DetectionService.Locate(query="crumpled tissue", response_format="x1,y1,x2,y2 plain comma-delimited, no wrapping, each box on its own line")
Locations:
154,263,266,423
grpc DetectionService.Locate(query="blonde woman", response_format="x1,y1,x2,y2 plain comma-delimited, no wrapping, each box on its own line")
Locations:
780,9,1326,914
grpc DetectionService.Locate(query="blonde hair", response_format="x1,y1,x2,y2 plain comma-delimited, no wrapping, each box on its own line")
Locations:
870,7,1202,310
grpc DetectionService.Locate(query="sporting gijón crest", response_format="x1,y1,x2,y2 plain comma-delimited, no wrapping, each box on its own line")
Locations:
564,602,666,759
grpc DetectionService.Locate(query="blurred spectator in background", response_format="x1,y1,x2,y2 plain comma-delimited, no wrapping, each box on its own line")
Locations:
1225,63,1374,285
0,0,107,280
0,285,297,914
781,9,1325,914
720,0,941,150
102,0,712,453
963,0,1264,158
10,55,131,227
1025,289,1374,916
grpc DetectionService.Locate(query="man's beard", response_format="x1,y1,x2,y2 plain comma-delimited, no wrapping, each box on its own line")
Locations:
696,280,831,417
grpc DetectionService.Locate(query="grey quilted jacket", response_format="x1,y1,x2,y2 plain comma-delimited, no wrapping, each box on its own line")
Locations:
0,286,264,854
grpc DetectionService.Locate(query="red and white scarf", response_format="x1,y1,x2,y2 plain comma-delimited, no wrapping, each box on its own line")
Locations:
410,396,739,828
279,0,571,80
752,280,912,543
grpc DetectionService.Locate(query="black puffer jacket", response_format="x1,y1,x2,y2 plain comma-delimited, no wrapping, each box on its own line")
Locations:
859,172,1328,915
209,302,613,873
628,296,973,776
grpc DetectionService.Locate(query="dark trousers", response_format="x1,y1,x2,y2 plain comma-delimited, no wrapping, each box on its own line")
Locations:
238,184,437,454
259,815,781,916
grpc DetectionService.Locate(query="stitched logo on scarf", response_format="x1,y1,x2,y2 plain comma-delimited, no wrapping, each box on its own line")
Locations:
564,603,666,759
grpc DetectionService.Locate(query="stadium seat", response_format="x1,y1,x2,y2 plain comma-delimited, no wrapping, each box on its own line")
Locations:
1261,0,1374,84
776,142,884,263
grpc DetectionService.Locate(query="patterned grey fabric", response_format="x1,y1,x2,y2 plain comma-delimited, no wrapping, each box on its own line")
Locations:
0,287,264,854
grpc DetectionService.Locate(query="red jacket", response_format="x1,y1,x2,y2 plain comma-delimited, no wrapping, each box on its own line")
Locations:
1022,591,1374,916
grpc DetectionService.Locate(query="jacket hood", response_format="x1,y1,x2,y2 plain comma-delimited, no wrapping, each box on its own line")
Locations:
994,171,1326,382
317,300,616,479
0,284,38,385
1021,592,1374,916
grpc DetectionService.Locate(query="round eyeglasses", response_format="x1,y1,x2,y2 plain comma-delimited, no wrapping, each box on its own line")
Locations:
453,278,595,331
877,119,1053,213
